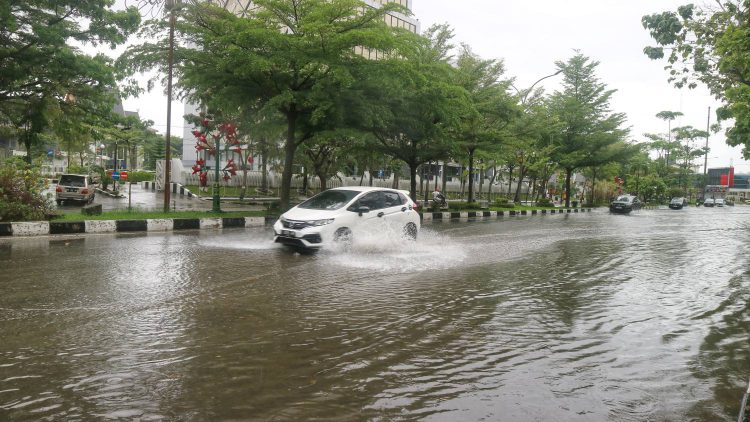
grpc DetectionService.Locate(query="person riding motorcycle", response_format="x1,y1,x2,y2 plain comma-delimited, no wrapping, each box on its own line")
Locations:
432,188,446,207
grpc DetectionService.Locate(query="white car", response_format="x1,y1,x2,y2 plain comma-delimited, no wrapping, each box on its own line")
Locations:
715,198,725,207
273,187,421,252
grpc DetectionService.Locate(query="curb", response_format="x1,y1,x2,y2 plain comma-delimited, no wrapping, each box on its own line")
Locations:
0,209,594,238
420,208,593,222
0,217,271,237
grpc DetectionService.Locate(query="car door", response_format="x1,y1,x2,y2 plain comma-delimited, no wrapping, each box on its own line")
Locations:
381,190,409,229
348,191,386,237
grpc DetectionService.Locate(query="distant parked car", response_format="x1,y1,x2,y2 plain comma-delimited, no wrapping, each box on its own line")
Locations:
704,198,715,207
669,197,688,210
715,198,725,207
609,195,642,214
56,174,96,205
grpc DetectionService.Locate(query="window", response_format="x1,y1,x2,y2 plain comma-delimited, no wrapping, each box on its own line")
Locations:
299,190,359,210
350,191,385,211
383,191,403,207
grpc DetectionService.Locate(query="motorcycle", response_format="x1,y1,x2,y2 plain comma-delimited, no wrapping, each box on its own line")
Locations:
432,192,447,208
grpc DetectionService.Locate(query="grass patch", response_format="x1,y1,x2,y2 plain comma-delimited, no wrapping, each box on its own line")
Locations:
53,209,266,221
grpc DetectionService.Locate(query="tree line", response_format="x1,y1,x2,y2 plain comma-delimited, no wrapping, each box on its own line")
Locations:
4,0,744,214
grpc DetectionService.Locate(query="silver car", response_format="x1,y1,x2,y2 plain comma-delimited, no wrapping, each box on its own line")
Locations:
55,174,96,205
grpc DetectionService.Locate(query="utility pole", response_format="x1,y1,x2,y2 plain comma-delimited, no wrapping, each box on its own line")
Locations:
704,106,710,176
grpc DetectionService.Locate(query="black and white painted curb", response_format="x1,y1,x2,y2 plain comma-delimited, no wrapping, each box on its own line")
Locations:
0,208,593,238
421,208,592,222
141,182,196,198
0,217,270,237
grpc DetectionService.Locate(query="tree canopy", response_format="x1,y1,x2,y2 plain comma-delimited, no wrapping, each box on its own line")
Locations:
643,1,750,157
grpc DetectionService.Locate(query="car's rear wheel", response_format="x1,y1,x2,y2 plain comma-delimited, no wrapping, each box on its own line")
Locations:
56,199,62,206
404,222,418,240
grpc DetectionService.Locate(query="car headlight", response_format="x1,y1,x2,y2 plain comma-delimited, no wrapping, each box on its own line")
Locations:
307,219,334,226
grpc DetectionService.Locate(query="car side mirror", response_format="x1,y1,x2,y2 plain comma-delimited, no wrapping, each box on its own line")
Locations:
356,206,370,216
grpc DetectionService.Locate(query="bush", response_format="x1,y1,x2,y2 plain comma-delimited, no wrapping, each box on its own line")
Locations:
0,158,54,221
493,197,515,208
449,201,481,210
536,197,554,207
125,171,154,183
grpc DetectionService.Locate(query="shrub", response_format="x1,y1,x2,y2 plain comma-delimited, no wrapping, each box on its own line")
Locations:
0,158,54,221
125,171,155,183
536,197,553,207
493,197,515,208
449,201,481,210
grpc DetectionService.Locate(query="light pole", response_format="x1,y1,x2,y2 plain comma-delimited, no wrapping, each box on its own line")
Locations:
163,0,180,212
516,69,564,107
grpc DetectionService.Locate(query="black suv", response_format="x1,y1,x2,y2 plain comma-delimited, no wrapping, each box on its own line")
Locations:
609,195,642,214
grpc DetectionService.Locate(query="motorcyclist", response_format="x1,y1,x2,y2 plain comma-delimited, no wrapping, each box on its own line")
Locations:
432,188,446,207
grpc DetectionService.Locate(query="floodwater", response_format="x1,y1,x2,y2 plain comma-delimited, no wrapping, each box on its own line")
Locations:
1,206,749,421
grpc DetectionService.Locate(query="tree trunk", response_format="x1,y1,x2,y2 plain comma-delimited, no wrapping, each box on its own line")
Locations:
392,169,399,189
260,139,269,193
487,164,498,201
565,168,573,208
589,168,598,207
514,165,526,203
441,162,447,193
467,149,475,203
318,172,327,191
507,164,514,198
409,163,418,201
280,111,298,211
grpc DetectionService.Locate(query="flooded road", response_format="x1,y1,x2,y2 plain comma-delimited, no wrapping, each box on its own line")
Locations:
1,207,749,420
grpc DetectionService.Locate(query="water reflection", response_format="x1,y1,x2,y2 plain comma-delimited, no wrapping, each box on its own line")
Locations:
1,208,750,420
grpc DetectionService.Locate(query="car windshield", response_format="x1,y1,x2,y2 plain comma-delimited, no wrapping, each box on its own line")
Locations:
672,198,683,203
615,196,631,202
58,175,86,187
298,190,359,210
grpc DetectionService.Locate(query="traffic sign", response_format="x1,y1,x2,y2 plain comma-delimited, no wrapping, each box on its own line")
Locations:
112,172,120,181
120,171,128,181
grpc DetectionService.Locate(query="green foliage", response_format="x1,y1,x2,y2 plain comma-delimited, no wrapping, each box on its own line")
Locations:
535,197,554,207
1,1,140,163
449,202,481,211
493,197,515,208
119,0,413,211
643,2,750,157
125,171,154,183
548,53,628,207
0,158,54,221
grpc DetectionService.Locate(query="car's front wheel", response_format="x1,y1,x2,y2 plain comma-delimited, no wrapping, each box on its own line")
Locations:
333,227,353,245
403,222,418,240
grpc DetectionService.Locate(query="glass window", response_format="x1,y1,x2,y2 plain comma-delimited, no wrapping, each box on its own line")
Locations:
59,175,86,187
383,191,403,207
298,190,359,210
349,191,384,211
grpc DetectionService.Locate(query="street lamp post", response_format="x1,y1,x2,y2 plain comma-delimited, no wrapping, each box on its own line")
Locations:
163,0,180,212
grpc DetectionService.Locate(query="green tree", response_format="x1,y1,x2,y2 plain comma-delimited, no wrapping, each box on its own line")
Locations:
672,125,708,193
0,157,53,221
548,54,628,207
1,1,140,163
357,24,472,200
642,2,750,157
120,0,412,210
452,44,517,203
655,110,683,165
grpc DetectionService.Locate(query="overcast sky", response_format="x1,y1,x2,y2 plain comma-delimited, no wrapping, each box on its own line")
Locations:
120,0,750,172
